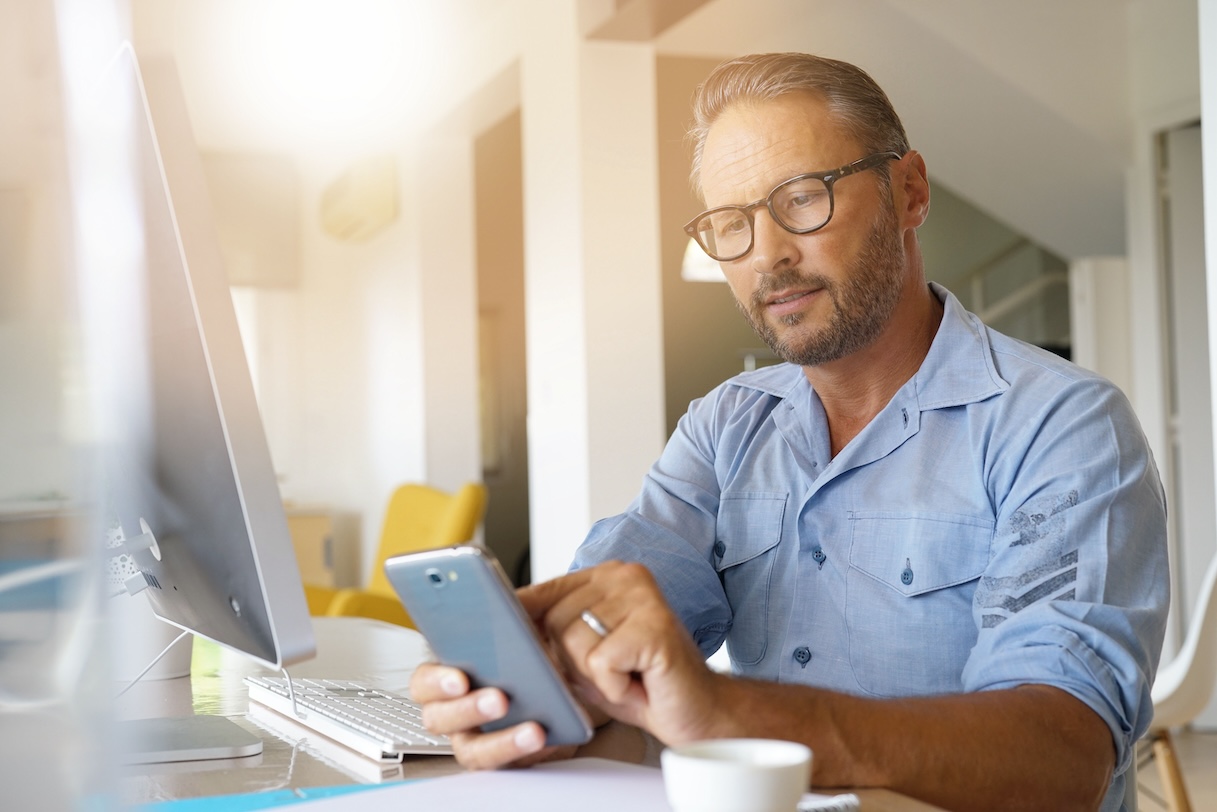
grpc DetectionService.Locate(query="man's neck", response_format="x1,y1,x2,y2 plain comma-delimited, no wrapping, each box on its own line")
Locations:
803,283,944,457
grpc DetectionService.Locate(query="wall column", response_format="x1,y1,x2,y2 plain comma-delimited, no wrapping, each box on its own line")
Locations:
520,4,666,580
417,135,482,492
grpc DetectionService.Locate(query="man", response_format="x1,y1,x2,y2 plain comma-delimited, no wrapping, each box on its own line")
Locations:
413,53,1168,811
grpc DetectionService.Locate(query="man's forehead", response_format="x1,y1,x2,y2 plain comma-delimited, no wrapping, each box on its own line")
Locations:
698,93,854,202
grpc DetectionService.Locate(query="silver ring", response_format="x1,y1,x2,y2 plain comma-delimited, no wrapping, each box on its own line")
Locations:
580,609,610,638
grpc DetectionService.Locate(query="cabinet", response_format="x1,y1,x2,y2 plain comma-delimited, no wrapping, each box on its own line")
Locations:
284,507,359,589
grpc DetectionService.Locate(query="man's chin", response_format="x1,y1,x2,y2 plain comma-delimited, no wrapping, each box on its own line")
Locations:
764,330,829,367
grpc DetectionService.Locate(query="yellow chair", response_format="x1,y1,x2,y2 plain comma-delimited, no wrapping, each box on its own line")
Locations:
304,482,487,628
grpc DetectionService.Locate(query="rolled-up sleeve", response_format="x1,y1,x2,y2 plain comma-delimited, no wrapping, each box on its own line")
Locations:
963,375,1169,775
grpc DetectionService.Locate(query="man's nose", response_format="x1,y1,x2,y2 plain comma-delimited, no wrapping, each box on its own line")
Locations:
749,210,797,275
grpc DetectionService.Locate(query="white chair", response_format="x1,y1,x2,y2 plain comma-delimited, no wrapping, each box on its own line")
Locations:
1142,552,1217,812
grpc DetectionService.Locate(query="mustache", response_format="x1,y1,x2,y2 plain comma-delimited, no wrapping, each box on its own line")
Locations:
750,269,834,309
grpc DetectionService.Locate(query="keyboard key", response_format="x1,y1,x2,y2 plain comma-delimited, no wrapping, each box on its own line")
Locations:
244,676,452,762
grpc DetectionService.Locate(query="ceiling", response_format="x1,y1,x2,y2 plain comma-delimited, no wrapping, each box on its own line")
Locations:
120,0,1200,263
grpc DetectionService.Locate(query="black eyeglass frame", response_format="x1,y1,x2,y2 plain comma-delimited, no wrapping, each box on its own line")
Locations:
683,151,903,262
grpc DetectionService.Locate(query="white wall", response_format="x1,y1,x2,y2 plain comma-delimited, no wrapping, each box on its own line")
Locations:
0,0,77,505
520,3,666,580
1196,0,1217,729
1122,0,1202,665
216,1,671,582
1069,257,1132,398
283,154,430,580
416,135,481,495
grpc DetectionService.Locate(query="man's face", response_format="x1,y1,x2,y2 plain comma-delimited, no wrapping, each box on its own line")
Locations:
699,93,906,368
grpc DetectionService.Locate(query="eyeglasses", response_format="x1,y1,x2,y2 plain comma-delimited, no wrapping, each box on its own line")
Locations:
683,152,902,262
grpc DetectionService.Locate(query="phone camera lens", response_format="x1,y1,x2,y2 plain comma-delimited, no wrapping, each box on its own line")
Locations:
425,568,445,588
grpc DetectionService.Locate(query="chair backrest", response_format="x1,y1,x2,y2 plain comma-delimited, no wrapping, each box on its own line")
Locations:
365,482,488,597
1151,551,1217,728
1179,552,1217,695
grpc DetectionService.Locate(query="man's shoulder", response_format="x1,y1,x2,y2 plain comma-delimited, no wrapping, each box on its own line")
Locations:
985,329,1108,390
932,284,1111,398
970,327,1141,436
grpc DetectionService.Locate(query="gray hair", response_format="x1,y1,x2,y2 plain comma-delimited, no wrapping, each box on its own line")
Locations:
689,53,909,194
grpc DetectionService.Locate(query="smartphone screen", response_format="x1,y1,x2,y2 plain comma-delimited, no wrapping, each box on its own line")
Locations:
384,545,594,746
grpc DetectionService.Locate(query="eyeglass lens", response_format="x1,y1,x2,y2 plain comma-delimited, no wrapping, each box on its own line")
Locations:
693,175,831,260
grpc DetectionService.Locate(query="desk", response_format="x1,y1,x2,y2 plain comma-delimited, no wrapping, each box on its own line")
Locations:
117,617,941,811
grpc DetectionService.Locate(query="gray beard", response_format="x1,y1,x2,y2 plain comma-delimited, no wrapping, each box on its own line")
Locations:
737,203,905,367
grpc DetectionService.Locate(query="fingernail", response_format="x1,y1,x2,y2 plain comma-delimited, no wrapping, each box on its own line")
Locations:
476,691,504,718
440,673,464,697
514,725,544,752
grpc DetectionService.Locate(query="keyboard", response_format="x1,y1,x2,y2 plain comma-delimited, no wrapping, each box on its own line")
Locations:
244,675,452,763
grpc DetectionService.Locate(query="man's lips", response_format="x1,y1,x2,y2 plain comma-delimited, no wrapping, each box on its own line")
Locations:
763,287,821,317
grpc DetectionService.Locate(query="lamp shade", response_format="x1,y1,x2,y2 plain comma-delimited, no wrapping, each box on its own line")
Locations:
680,237,725,282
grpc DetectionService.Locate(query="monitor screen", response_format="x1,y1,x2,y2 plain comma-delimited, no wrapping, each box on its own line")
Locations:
98,44,315,760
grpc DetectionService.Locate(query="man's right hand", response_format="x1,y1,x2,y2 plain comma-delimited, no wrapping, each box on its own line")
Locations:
408,662,578,770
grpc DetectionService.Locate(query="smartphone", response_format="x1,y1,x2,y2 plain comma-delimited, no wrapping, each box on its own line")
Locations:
383,545,594,747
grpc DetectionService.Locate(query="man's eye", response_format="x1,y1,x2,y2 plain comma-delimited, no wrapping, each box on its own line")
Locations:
783,189,825,210
709,212,747,237
719,216,748,235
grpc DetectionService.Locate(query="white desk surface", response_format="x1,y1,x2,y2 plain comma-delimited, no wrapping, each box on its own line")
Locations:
116,616,941,811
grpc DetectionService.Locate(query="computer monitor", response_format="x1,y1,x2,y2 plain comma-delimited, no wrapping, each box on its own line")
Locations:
98,44,315,761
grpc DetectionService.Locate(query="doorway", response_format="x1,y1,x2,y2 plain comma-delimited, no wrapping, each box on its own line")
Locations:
474,109,531,585
1160,120,1216,728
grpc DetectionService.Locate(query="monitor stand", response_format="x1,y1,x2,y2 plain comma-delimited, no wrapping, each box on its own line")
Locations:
118,716,262,764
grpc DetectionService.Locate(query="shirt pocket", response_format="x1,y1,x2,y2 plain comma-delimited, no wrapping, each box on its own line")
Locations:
714,493,787,666
846,511,992,697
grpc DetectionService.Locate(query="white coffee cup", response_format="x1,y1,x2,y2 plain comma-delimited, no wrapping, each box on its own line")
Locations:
661,738,813,812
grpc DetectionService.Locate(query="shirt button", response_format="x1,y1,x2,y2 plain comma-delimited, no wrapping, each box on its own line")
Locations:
793,646,811,668
901,559,914,586
812,546,827,569
713,540,726,558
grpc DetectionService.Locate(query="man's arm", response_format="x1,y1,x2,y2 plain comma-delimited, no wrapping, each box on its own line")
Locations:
533,562,1115,812
704,678,1112,811
410,561,1114,809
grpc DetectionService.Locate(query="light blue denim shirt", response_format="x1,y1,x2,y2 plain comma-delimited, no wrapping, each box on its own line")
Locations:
572,284,1168,810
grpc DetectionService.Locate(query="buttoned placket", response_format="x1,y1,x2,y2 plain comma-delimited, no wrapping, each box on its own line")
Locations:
773,380,925,683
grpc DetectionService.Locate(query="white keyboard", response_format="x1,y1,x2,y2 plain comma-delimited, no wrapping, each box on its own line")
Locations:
244,676,452,763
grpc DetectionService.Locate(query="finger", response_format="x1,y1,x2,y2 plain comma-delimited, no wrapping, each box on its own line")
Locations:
579,630,646,707
517,567,597,619
409,662,470,703
419,686,510,736
544,561,657,637
448,721,551,770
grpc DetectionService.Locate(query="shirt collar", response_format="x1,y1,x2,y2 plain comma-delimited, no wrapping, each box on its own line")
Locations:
729,282,1009,411
915,282,1009,410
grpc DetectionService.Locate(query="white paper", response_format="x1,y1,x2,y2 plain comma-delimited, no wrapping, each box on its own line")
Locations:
293,758,669,811
289,757,860,812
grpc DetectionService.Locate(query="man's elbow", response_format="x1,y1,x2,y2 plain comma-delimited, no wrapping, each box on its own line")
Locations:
1019,685,1116,811
1070,755,1114,812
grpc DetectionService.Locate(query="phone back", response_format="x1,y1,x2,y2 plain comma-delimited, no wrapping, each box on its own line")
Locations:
384,545,593,746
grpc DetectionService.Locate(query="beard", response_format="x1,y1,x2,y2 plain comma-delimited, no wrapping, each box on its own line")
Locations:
735,200,906,367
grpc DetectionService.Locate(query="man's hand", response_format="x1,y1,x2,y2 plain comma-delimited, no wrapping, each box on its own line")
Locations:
408,560,723,769
408,662,578,770
521,560,728,746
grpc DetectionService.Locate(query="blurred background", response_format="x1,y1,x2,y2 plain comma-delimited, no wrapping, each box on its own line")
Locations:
1,1,1213,807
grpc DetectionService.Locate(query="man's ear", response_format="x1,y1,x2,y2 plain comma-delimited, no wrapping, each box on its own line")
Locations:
898,150,931,229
